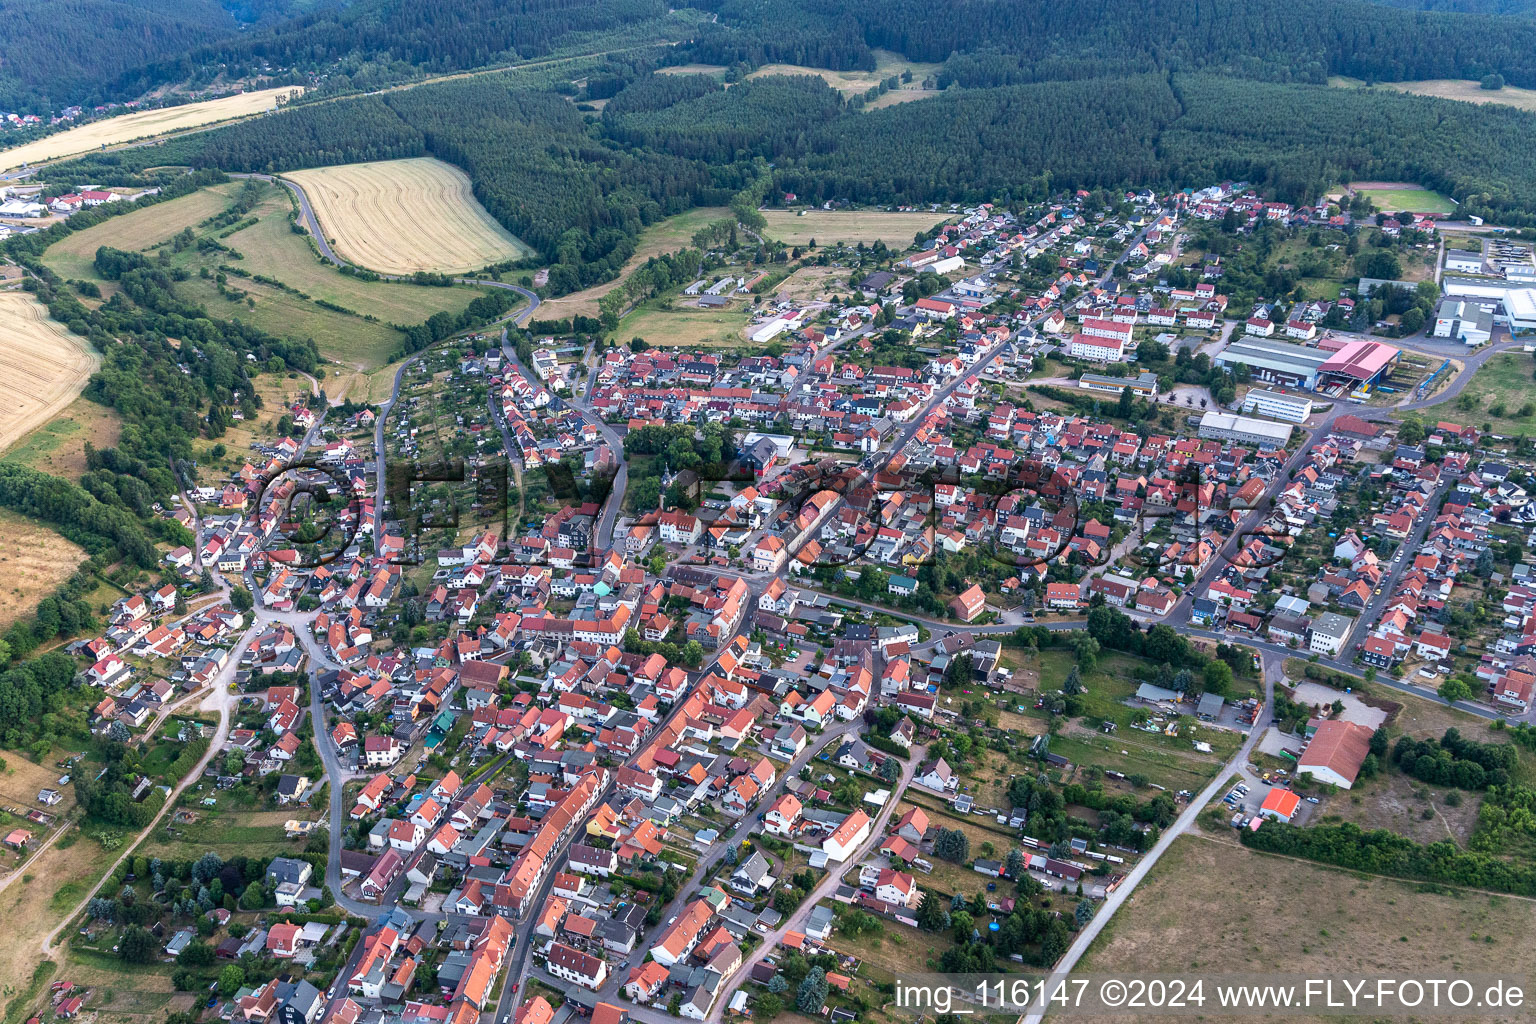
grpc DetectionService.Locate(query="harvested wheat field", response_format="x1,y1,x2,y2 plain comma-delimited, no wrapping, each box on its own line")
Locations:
286,158,534,274
0,293,100,454
0,509,87,633
760,208,954,247
0,86,300,171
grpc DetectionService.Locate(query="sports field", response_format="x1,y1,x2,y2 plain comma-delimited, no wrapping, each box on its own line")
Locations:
1349,182,1457,215
0,87,299,171
0,293,100,455
286,158,534,274
611,301,753,348
760,209,954,246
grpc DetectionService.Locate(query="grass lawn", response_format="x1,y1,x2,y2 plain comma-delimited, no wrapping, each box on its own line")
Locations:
0,395,122,482
137,804,318,862
823,908,953,981
1443,350,1536,437
610,299,753,347
220,206,490,363
770,264,855,302
1081,833,1536,1024
1046,730,1230,792
1353,186,1457,215
177,273,408,370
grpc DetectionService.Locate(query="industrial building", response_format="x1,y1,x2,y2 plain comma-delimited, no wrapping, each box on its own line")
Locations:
1443,248,1486,275
1431,297,1494,346
1316,339,1400,393
1214,338,1331,388
1239,388,1313,423
1441,277,1536,332
1197,411,1293,447
1078,371,1158,397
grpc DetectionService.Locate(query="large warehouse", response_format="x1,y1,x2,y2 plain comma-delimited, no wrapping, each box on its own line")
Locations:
1197,411,1293,447
1316,339,1400,392
1214,338,1331,388
1216,336,1400,393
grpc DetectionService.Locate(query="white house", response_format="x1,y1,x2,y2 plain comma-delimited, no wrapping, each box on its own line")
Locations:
821,809,871,862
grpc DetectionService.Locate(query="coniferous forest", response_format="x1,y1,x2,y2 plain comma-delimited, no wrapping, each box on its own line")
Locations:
21,0,1536,306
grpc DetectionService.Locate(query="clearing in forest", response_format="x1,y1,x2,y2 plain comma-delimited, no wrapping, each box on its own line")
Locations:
286,158,534,274
747,49,943,107
0,292,100,455
0,87,300,171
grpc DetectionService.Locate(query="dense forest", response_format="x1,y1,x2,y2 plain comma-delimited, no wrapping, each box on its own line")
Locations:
103,0,678,107
11,0,1536,114
50,59,1536,294
684,0,1536,87
0,0,247,111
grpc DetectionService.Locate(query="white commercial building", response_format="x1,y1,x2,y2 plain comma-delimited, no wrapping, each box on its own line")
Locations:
1239,388,1313,423
1431,297,1494,346
1197,411,1293,447
1443,249,1486,275
1441,278,1536,332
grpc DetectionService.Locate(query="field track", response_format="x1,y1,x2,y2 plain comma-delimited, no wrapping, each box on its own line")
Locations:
0,87,299,172
285,158,533,275
0,293,100,454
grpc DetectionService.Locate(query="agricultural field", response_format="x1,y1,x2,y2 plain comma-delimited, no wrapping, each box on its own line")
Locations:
760,209,954,247
1332,75,1536,114
535,205,730,320
286,158,534,274
610,299,754,348
0,396,122,482
1347,181,1457,215
40,183,240,282
748,49,943,106
46,179,497,372
0,292,100,455
1080,834,1536,1024
1446,350,1536,437
0,87,300,172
